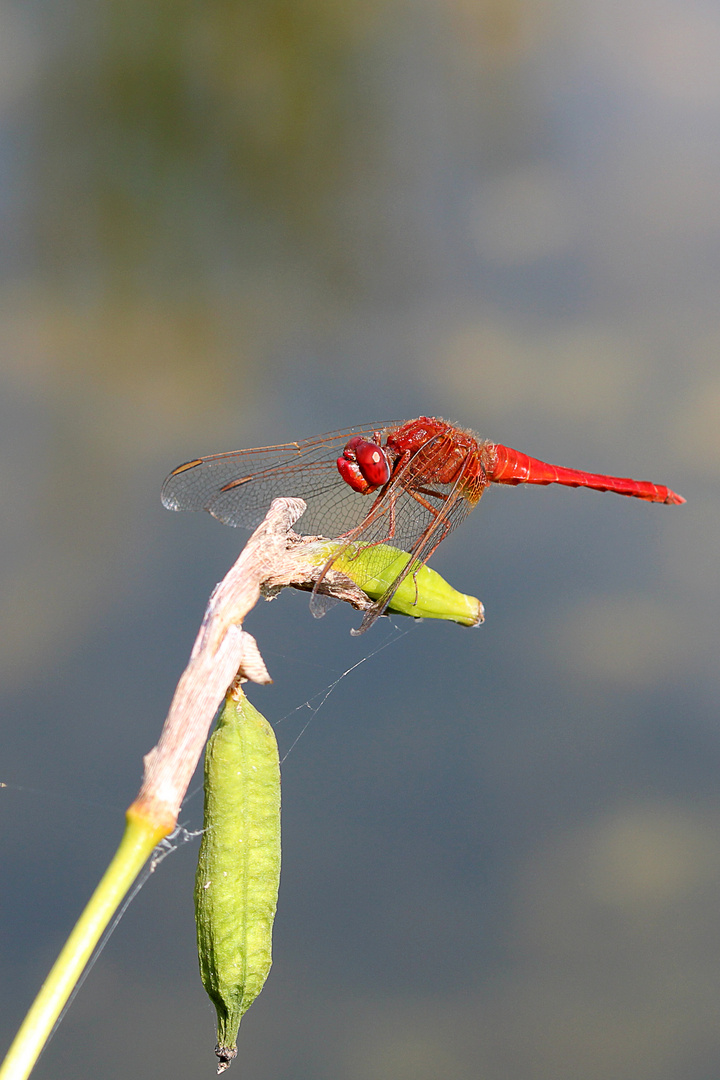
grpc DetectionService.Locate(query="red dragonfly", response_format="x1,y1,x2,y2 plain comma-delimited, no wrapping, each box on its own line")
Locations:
162,416,684,631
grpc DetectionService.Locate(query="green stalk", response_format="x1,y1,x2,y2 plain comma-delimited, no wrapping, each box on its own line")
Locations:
0,810,170,1080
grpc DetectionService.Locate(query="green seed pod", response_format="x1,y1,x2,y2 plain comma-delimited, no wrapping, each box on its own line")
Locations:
312,541,483,626
195,690,281,1073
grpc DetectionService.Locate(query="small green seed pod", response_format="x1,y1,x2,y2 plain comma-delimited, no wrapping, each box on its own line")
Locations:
195,690,281,1073
312,541,484,626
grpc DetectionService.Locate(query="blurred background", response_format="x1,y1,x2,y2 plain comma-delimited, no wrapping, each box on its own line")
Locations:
0,0,717,1077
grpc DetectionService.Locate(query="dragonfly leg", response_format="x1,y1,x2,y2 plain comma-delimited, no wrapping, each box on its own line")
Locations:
408,484,450,503
403,485,447,523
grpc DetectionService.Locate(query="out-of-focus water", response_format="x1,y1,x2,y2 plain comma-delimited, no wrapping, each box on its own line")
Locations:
0,2,716,1078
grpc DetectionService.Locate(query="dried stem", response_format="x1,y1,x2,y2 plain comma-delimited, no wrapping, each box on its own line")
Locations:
129,497,371,833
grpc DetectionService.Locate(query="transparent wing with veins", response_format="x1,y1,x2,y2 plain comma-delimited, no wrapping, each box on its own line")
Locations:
161,425,398,539
163,424,486,627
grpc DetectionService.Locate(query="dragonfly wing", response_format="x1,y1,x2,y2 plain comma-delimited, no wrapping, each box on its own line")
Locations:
161,425,393,534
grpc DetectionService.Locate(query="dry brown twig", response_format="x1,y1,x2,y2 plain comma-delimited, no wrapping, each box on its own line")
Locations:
129,497,371,833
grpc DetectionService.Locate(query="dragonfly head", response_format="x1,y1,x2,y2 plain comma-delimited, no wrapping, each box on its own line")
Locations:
337,436,392,494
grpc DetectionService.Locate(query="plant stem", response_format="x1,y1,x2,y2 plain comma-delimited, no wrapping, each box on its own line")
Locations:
0,497,421,1079
0,810,169,1080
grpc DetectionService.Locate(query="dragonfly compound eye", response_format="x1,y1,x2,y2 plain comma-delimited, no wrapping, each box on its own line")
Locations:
353,439,391,487
337,437,391,493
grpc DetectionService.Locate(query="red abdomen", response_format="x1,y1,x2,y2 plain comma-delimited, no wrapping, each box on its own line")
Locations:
488,444,685,505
